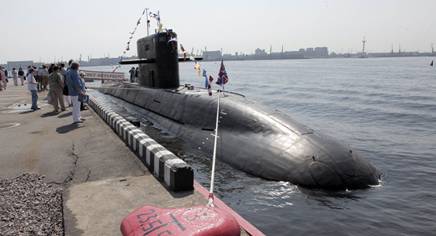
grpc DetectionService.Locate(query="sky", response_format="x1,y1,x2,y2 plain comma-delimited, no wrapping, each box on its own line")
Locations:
1,0,436,63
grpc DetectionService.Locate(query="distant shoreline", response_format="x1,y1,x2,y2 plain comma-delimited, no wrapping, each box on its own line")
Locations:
203,54,436,62
3,54,434,69
84,55,436,67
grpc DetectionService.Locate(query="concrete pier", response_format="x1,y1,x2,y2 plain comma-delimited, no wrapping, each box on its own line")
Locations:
0,86,208,235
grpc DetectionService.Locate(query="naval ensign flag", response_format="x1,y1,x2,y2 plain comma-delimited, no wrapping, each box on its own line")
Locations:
216,60,229,88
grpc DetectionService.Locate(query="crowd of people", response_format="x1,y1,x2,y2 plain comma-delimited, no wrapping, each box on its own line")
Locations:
0,60,88,124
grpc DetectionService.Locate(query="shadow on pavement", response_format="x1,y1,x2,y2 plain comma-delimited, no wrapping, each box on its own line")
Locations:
41,111,59,117
58,112,72,118
19,110,36,114
56,123,82,134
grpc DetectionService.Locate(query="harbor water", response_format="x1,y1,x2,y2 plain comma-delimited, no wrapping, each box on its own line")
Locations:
86,57,436,235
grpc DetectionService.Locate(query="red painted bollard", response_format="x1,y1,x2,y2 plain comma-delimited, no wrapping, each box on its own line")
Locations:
121,205,241,236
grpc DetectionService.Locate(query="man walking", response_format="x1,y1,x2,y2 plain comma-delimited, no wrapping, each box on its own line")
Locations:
18,67,25,86
36,65,43,91
40,65,49,91
48,66,65,112
61,63,72,107
26,68,39,111
12,68,18,86
65,62,85,124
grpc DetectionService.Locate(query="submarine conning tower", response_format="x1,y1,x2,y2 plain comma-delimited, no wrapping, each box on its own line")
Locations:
136,30,179,88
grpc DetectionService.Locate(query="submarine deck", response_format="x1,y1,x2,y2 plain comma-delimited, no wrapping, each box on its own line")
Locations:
0,86,250,235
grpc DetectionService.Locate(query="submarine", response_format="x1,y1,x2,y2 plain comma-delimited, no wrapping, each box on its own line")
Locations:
98,29,381,190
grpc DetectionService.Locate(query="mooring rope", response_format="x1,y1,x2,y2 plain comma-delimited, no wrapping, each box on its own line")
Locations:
208,91,221,207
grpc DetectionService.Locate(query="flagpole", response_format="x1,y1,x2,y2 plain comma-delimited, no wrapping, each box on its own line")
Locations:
208,91,221,206
221,59,226,96
157,10,161,32
145,8,149,36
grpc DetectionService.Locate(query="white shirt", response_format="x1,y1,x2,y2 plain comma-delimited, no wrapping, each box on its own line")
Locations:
27,74,37,91
12,70,18,78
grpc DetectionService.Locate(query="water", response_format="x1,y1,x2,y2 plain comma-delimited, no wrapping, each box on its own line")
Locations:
85,57,436,235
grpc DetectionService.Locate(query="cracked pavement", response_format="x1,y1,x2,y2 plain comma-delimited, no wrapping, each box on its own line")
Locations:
0,87,146,185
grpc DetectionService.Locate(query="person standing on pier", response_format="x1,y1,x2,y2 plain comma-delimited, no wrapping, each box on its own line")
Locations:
79,71,88,111
0,66,5,91
40,65,49,91
65,62,85,124
60,63,72,107
48,66,65,113
18,67,25,86
129,67,135,83
12,68,18,86
0,66,8,90
26,68,39,111
36,66,42,91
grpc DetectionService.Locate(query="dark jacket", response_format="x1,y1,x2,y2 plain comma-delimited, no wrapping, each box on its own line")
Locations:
65,69,84,96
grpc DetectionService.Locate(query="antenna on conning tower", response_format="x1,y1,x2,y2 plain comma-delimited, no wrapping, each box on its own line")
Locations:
145,8,149,36
157,10,161,32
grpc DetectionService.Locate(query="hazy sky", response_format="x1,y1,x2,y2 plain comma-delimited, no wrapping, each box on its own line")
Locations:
1,0,435,63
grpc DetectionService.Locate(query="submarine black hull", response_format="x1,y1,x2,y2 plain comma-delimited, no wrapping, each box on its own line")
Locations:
97,83,380,190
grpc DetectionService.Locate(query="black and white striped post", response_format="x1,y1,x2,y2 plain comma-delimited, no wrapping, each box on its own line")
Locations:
89,96,193,191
